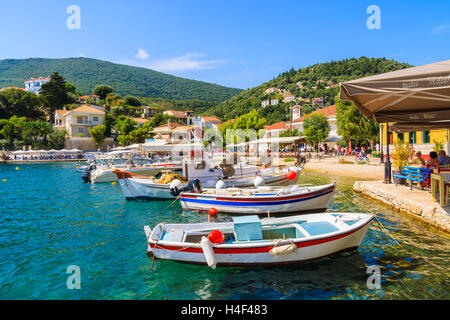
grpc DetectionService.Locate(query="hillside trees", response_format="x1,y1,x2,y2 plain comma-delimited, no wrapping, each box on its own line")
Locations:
335,97,379,148
40,72,76,123
303,113,330,149
93,85,114,100
0,88,44,119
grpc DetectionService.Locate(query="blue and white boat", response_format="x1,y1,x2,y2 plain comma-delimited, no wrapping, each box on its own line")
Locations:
179,182,336,215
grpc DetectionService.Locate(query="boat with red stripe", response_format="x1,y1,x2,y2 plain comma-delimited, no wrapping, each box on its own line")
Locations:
179,182,336,215
144,212,373,267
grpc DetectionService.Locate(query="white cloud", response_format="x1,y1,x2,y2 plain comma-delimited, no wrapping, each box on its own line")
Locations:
135,48,149,59
432,24,450,35
148,53,221,72
78,52,86,57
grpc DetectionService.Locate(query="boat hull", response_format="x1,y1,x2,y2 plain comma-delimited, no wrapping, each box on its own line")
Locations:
118,178,174,200
179,184,335,215
117,167,304,201
92,165,180,183
145,214,372,266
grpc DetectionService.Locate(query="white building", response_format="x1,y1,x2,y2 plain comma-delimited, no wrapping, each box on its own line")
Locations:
55,105,105,138
290,105,302,121
283,95,296,103
271,99,279,106
261,100,270,107
24,76,50,94
264,87,277,95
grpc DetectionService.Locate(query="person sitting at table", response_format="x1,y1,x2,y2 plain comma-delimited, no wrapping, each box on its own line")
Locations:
416,151,440,168
438,150,450,166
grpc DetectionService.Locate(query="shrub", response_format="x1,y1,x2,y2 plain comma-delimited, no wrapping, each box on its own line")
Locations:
392,139,411,171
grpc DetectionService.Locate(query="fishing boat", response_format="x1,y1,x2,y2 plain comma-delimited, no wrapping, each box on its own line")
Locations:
178,183,336,215
113,164,302,200
143,212,373,268
90,161,181,183
113,170,190,200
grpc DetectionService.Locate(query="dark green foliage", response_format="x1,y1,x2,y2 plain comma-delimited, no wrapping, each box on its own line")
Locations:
40,72,74,122
93,85,114,100
124,95,142,107
0,88,44,119
0,58,242,102
211,57,412,124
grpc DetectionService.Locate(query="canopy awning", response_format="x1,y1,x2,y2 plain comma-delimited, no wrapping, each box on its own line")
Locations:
339,60,450,123
142,143,204,152
391,121,450,133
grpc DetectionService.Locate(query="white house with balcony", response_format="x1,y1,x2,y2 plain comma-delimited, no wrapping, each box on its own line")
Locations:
24,76,50,94
55,105,105,138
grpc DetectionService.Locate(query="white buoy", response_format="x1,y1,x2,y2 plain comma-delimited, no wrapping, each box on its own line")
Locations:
253,176,265,188
201,236,217,269
215,180,226,190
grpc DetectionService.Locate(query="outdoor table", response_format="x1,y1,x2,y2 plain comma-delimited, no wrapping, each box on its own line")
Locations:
431,169,450,207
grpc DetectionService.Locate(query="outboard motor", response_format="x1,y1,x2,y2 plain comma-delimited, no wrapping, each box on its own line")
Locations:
81,164,96,184
170,179,202,196
296,153,307,166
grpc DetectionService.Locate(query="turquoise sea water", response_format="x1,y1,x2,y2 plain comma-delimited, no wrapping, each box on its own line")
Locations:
0,163,448,300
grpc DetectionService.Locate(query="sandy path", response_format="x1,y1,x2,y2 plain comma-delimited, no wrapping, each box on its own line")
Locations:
303,157,385,180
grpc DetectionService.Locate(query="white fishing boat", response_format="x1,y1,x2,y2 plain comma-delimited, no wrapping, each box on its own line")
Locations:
113,162,303,200
90,161,181,183
178,183,336,215
143,212,373,268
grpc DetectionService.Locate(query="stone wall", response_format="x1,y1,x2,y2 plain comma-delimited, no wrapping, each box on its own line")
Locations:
65,137,115,152
353,180,450,233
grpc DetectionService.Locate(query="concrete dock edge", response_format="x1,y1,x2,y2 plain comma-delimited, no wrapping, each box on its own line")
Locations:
353,180,450,234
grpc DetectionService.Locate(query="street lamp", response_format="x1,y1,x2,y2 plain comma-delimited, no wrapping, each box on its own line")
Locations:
380,123,384,164
384,122,391,184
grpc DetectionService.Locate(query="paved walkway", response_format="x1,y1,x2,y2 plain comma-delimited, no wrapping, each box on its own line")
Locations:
303,157,385,180
354,180,450,233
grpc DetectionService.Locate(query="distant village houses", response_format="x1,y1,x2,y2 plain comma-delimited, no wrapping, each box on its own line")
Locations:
24,76,50,94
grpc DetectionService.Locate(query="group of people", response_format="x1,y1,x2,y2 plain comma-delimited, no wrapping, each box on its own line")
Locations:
416,150,450,168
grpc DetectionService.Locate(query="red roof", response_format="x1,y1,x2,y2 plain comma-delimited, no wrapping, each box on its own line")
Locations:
265,122,287,131
293,105,336,123
0,86,26,92
25,77,49,82
154,122,183,130
166,110,188,117
201,116,221,122
79,95,99,99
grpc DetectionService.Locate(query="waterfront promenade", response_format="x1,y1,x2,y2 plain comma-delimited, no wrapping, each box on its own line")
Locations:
303,156,450,233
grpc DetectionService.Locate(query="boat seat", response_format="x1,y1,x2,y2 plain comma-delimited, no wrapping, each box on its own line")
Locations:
298,221,339,236
233,216,263,241
161,229,185,242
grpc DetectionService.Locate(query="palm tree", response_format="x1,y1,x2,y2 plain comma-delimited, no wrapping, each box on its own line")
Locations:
36,121,54,147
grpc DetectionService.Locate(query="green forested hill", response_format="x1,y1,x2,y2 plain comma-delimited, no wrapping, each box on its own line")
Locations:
206,57,412,123
0,57,241,102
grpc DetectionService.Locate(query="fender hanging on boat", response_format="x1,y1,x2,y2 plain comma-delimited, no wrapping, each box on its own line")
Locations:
201,236,217,269
269,243,297,255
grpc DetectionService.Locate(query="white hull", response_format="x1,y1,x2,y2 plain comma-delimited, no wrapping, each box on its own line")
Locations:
92,165,180,183
144,213,373,266
116,167,303,200
180,184,336,215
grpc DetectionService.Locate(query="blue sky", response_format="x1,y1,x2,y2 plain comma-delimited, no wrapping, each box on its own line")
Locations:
0,0,449,89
